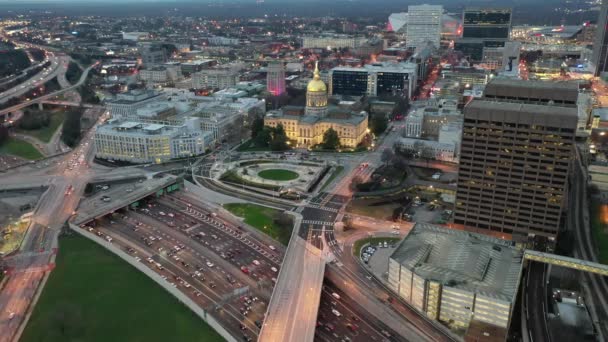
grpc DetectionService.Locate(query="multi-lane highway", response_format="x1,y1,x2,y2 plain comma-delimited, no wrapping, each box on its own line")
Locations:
83,193,289,341
0,53,68,104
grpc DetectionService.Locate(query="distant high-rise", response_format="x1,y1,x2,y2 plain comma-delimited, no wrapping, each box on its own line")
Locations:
462,7,511,39
140,45,168,67
454,79,578,242
593,0,608,76
406,4,443,50
455,7,512,68
267,62,286,96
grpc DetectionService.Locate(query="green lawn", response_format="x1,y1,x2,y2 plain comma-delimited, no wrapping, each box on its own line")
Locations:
257,169,299,181
223,203,292,245
320,166,344,192
16,111,65,143
590,202,608,264
352,237,401,257
220,170,280,191
21,234,225,342
0,137,43,160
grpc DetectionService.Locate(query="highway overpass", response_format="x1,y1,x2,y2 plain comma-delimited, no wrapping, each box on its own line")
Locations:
0,62,97,120
73,174,180,225
258,224,326,342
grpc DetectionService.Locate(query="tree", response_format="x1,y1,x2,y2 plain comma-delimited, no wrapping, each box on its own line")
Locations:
250,116,265,139
370,115,388,135
61,108,83,147
420,145,435,166
253,126,272,147
381,148,394,166
0,125,8,145
270,123,289,151
321,128,340,150
350,175,363,191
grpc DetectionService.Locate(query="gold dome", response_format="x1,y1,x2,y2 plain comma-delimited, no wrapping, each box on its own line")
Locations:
307,61,327,93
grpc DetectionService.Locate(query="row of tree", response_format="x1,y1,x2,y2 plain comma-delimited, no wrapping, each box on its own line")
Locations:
61,108,83,147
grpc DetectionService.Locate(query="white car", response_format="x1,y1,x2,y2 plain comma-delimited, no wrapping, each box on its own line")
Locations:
252,260,261,266
332,309,342,317
271,267,278,273
268,245,276,251
206,261,214,268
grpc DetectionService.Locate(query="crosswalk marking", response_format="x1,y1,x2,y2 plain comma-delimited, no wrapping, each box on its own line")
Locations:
305,203,339,213
301,220,335,226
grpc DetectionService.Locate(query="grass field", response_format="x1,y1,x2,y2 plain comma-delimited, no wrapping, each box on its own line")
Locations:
352,237,401,257
220,170,280,191
591,201,608,264
223,203,292,245
0,137,43,160
16,111,65,143
21,234,225,342
257,169,299,181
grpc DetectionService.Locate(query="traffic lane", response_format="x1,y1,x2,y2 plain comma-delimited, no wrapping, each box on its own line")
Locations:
527,262,550,342
107,214,270,299
90,222,262,338
135,205,279,280
122,210,276,296
318,284,398,342
339,240,451,341
159,194,284,259
140,202,281,275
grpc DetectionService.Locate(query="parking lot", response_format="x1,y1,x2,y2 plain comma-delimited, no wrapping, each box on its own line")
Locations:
79,193,285,341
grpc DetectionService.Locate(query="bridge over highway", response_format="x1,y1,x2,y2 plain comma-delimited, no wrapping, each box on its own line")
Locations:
73,174,180,225
523,249,608,276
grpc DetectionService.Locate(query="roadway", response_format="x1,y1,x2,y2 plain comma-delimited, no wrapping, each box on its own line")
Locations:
0,98,104,342
0,61,98,117
570,147,608,339
0,53,67,104
85,191,290,341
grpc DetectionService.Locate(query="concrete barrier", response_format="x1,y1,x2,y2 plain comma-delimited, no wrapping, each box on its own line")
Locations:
68,223,238,342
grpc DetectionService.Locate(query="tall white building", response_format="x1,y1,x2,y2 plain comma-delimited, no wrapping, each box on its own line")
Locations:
406,4,443,50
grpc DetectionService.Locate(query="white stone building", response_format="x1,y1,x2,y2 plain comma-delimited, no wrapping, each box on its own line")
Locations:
94,117,213,164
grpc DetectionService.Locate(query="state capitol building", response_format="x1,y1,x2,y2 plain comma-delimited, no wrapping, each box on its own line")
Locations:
264,62,369,148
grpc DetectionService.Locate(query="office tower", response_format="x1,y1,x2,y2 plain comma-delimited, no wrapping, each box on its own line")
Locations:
455,7,512,68
267,62,286,96
593,0,608,76
141,45,168,67
329,62,418,98
454,79,578,242
406,4,443,50
462,8,511,39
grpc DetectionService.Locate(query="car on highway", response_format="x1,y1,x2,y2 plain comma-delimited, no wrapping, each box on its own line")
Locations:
252,260,261,266
240,266,249,274
331,309,342,317
206,261,214,268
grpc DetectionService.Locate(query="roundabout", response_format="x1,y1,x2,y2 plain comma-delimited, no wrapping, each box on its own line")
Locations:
257,169,299,181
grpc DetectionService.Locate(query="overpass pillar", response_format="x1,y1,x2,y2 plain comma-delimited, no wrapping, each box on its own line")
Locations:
38,102,44,111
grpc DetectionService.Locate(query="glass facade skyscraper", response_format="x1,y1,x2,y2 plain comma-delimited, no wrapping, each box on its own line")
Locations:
593,0,608,76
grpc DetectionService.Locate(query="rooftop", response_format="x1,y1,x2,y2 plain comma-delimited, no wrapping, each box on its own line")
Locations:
466,100,578,128
483,79,579,103
390,223,524,302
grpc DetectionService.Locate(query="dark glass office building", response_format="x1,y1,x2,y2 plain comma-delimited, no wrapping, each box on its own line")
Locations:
462,8,512,39
455,8,512,64
330,70,368,96
376,72,409,96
